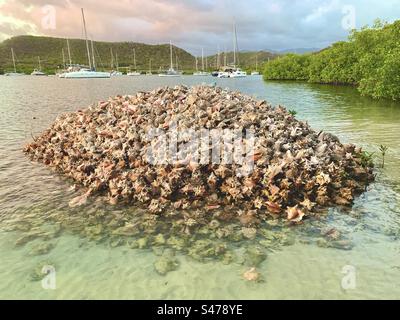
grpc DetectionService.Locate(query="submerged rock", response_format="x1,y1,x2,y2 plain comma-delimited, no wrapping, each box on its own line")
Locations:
30,260,56,281
153,233,166,246
242,246,267,267
29,242,55,256
188,239,226,261
154,249,179,275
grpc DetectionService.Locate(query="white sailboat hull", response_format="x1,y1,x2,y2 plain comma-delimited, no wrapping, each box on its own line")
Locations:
127,72,141,76
5,73,25,76
158,68,181,77
230,73,247,78
193,72,210,76
158,74,181,77
64,70,111,78
31,70,47,76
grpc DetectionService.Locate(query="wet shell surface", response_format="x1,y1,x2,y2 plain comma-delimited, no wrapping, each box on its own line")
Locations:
24,85,374,223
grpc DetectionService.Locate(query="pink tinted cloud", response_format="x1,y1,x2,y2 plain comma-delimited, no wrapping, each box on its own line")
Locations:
0,0,217,42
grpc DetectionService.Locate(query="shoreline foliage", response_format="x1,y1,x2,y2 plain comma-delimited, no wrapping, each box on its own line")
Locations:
263,20,400,100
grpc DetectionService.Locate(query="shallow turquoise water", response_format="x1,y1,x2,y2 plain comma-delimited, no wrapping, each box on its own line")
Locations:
0,75,399,299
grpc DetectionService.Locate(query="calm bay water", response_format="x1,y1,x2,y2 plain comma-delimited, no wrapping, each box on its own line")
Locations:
0,75,399,299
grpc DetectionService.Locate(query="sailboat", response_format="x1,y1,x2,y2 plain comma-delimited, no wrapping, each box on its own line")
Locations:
211,46,221,77
58,39,78,78
146,59,152,75
193,48,210,76
64,8,110,79
110,49,123,76
127,48,140,76
31,56,47,76
229,22,246,78
5,48,25,76
217,22,246,78
251,53,260,75
158,41,180,77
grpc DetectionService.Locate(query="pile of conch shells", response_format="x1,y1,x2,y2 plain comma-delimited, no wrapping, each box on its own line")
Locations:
24,85,374,223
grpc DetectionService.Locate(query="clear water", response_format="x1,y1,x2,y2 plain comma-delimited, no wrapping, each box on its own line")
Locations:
0,75,399,299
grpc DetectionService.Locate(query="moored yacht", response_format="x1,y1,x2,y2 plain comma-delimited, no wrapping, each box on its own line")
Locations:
31,69,47,76
127,48,141,76
159,68,181,77
145,59,153,75
65,68,110,78
31,57,47,76
5,48,25,76
158,41,181,77
110,50,123,76
64,9,110,79
251,53,260,75
193,48,210,76
230,68,247,78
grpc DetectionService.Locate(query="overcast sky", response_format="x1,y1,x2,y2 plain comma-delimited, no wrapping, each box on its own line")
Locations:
0,0,399,54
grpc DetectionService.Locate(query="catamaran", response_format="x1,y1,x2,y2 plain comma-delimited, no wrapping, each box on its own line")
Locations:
31,56,47,76
217,22,247,78
127,48,140,76
229,22,246,78
64,8,110,79
158,41,181,77
193,48,210,76
5,48,25,76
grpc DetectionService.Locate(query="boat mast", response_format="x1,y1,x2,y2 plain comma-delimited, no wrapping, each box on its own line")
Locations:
133,48,137,70
11,48,16,73
67,39,72,66
116,52,119,71
169,40,173,70
256,54,258,71
217,45,220,69
232,21,239,68
201,48,204,71
149,59,152,73
224,47,227,67
38,56,41,71
81,8,92,70
62,48,66,69
195,57,198,72
110,48,114,69
91,39,96,70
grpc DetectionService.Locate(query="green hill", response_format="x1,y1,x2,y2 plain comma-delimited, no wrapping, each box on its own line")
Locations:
0,35,196,74
0,35,278,75
0,36,277,73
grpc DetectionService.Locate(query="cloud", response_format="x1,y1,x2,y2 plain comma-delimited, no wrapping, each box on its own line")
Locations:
303,0,340,22
0,0,399,52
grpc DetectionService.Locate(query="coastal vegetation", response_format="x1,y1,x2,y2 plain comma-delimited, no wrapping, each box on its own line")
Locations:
263,20,400,100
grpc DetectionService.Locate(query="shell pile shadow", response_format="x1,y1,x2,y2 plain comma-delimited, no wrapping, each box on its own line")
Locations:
24,85,374,226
